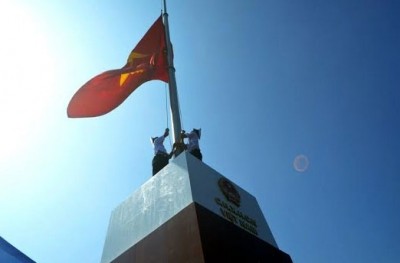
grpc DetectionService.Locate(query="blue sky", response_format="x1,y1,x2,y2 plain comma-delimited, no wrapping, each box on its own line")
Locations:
1,0,399,262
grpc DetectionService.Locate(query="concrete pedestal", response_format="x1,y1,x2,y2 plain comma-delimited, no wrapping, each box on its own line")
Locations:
101,152,292,263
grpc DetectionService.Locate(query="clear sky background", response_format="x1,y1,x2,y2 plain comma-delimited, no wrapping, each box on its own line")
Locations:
1,0,399,262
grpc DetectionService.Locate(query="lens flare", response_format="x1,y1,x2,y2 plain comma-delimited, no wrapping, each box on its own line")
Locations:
293,154,309,172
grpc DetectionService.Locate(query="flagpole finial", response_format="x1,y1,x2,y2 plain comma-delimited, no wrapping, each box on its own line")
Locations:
163,0,167,14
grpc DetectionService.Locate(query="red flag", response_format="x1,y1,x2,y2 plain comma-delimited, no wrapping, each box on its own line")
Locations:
67,16,168,118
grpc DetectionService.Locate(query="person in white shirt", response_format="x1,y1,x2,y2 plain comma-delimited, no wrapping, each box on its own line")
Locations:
151,128,171,176
181,128,202,161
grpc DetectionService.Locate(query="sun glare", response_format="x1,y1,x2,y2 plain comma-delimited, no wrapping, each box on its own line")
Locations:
0,1,56,164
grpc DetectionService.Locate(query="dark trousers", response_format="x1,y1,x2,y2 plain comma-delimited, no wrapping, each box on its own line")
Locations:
152,153,169,176
190,149,202,161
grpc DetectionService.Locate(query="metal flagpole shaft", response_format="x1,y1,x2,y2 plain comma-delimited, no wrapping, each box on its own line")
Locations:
163,0,183,154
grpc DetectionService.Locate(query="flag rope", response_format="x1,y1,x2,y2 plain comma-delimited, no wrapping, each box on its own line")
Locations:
164,82,172,148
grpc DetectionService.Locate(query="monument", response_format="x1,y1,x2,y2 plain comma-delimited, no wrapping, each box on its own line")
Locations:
67,1,293,261
100,152,292,263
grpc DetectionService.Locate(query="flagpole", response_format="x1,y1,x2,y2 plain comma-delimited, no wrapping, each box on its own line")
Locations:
162,0,183,155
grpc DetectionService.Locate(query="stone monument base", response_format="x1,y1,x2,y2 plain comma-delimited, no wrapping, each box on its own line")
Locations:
112,202,292,263
100,152,292,263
